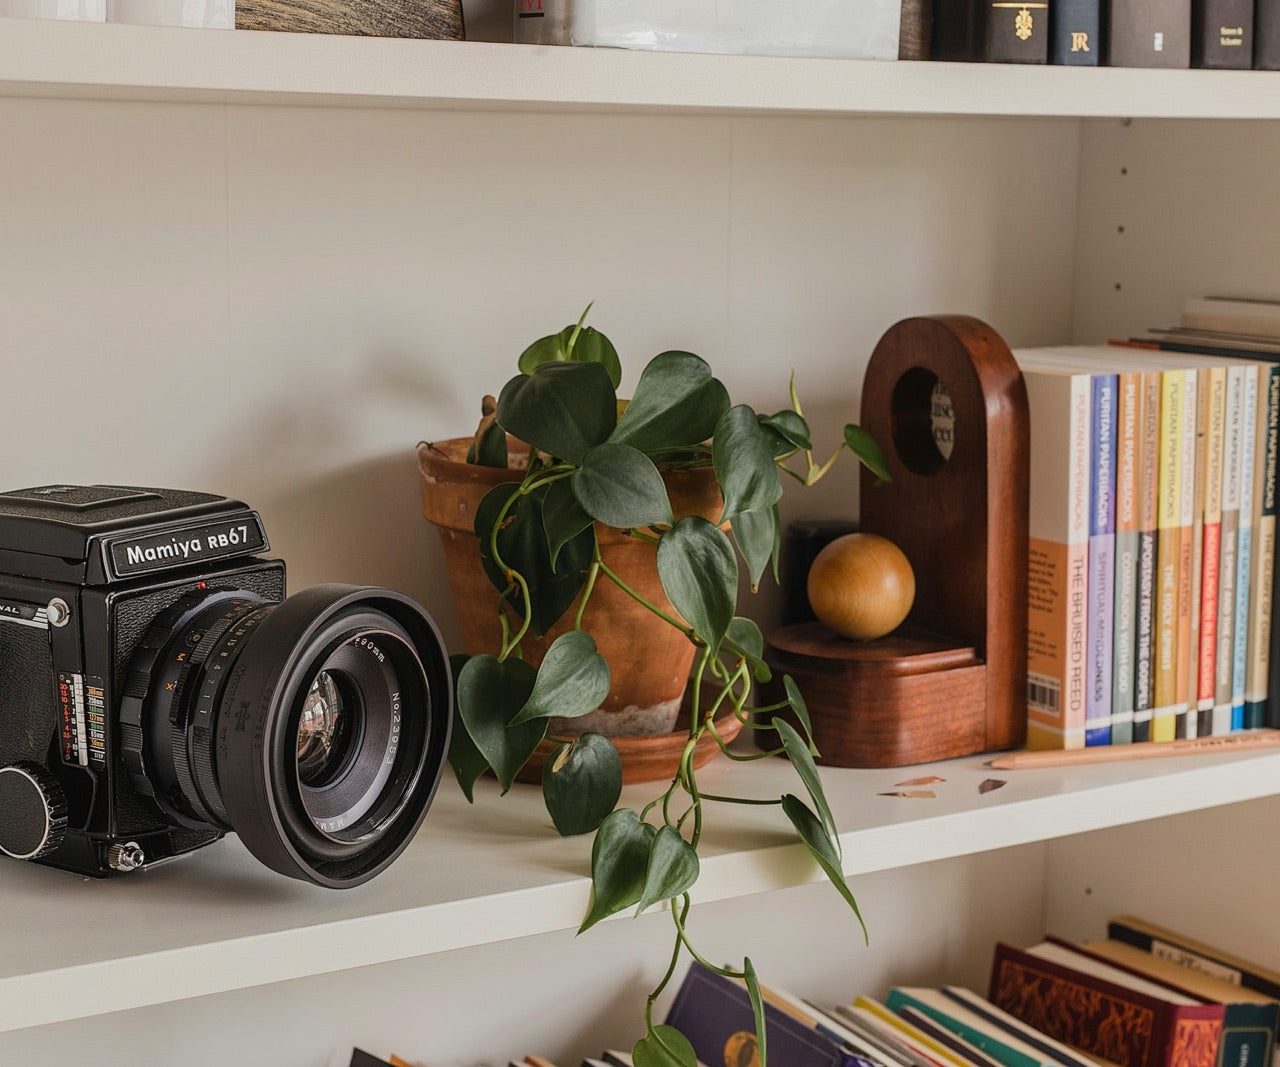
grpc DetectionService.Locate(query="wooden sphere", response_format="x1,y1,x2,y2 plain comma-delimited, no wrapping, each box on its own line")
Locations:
806,532,915,641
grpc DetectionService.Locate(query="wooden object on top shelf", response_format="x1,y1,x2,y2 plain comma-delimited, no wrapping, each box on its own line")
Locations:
762,314,1030,767
235,0,464,38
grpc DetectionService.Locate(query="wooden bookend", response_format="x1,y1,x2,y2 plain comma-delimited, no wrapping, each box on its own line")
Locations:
764,315,1030,767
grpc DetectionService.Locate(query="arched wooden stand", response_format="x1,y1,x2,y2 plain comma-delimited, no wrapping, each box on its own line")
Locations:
762,315,1030,767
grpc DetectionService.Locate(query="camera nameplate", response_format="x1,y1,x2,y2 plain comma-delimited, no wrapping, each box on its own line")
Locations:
104,516,269,581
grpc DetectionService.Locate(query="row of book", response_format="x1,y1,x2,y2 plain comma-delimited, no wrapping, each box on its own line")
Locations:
1018,333,1278,750
927,0,1280,68
655,914,1280,1067
350,915,1280,1067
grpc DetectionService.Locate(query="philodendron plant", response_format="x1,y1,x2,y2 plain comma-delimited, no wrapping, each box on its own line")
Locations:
446,306,888,1066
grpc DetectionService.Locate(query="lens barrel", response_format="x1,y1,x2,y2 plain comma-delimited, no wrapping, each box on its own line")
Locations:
125,584,451,888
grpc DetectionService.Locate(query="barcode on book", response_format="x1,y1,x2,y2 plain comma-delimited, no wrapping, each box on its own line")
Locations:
1028,671,1061,713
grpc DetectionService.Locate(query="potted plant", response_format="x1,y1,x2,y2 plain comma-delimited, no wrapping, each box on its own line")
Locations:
417,306,888,1065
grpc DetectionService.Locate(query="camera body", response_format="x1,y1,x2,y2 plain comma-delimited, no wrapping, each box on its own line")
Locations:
0,484,450,887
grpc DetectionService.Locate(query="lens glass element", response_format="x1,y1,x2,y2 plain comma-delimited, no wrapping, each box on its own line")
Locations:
296,671,361,788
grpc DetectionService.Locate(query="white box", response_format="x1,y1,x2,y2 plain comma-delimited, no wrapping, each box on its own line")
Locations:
514,0,902,60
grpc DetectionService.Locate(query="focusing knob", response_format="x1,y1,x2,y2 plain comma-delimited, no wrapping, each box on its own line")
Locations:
0,762,69,860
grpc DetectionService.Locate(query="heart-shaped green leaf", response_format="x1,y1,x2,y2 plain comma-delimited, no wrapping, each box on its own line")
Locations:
783,675,817,749
775,718,835,839
474,482,593,637
455,655,545,793
573,443,673,529
497,361,617,464
541,478,595,571
731,504,780,591
723,617,771,683
580,808,656,932
713,405,782,523
610,350,730,451
446,653,490,802
758,408,812,456
512,631,611,724
845,422,892,484
656,516,738,655
633,1025,699,1067
781,793,866,941
542,733,622,836
518,318,622,390
636,825,700,914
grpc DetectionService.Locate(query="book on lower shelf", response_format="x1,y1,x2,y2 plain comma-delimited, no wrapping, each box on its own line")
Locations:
1071,938,1279,1067
1106,915,1280,1002
988,938,1225,1067
663,963,861,1067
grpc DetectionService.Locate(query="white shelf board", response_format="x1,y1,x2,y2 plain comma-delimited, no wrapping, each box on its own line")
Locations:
3,741,1280,1033
2,17,1280,117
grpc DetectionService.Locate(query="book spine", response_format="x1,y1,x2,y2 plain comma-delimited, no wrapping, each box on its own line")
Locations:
1257,0,1280,67
1255,368,1280,728
1134,371,1164,742
1183,368,1211,738
1087,373,1118,745
1231,365,1258,728
1191,0,1254,67
1025,371,1091,750
1215,365,1245,734
1107,919,1280,1000
1153,369,1186,742
1196,367,1227,736
986,1,1051,61
1112,372,1142,744
1108,0,1192,66
1051,0,1102,62
1174,369,1199,737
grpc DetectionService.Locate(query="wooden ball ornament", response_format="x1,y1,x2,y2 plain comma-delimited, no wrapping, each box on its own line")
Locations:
806,532,915,641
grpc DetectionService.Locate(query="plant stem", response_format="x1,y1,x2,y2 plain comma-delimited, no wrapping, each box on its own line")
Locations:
596,558,698,641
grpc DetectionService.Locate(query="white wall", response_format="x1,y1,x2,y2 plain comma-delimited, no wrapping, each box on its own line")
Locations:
0,98,1079,648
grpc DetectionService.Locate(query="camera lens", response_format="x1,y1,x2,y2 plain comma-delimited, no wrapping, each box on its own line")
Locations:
127,584,451,888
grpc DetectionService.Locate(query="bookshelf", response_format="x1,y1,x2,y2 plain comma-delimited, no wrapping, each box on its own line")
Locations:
2,13,1280,1066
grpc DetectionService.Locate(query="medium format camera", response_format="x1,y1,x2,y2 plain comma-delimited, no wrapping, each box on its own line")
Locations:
0,484,451,888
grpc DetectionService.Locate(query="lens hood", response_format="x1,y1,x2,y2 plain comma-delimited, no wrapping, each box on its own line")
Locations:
211,584,451,889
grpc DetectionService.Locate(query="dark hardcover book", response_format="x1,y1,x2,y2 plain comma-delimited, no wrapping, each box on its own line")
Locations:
1073,939,1279,1067
932,1,1051,62
1107,0,1191,67
1051,0,1101,63
1257,0,1280,67
349,1052,395,1067
665,964,866,1067
1108,915,1280,1001
1192,0,1253,67
988,940,1224,1067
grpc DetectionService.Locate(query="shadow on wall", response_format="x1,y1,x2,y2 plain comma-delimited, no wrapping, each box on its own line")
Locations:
208,451,464,656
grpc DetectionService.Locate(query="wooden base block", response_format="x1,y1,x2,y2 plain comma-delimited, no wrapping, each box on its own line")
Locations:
762,621,989,767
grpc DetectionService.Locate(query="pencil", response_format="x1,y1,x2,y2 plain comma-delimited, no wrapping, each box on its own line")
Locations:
987,729,1280,769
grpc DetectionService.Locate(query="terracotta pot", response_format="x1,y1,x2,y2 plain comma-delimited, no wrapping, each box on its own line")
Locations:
417,437,725,742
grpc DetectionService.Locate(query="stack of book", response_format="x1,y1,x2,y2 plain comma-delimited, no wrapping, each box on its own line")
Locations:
660,916,1280,1067
1015,339,1279,750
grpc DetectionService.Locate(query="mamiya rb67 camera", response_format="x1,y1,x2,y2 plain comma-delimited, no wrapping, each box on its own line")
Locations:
0,484,451,888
